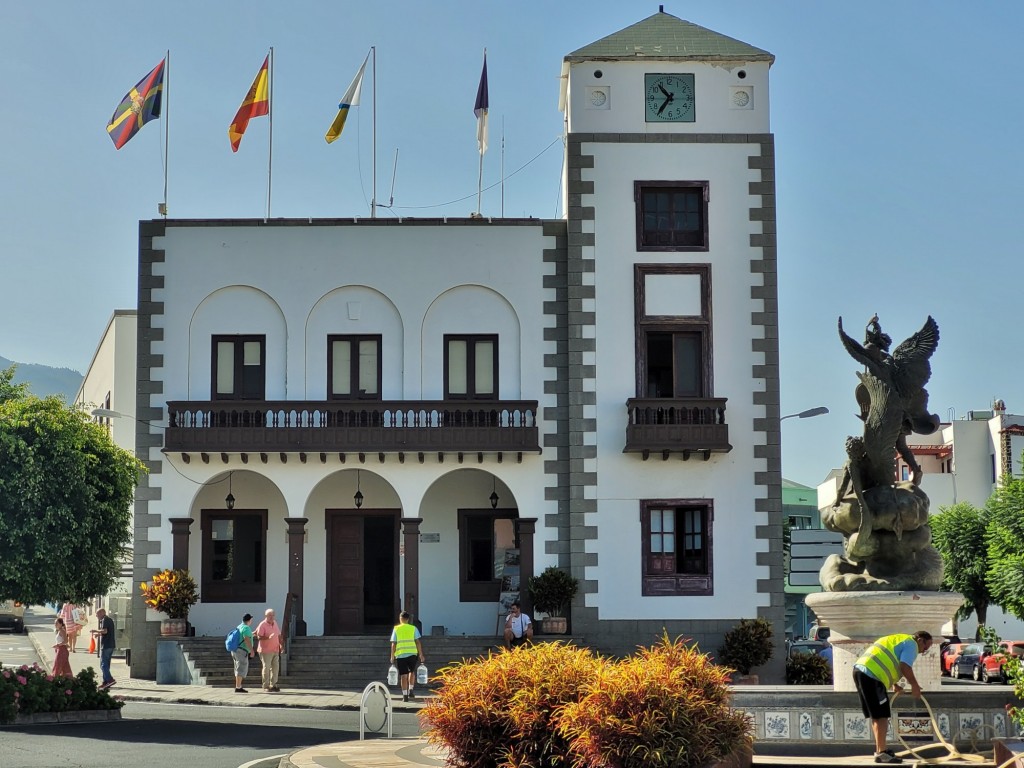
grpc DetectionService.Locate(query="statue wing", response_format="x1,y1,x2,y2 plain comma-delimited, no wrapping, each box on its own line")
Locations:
837,316,875,369
892,316,939,388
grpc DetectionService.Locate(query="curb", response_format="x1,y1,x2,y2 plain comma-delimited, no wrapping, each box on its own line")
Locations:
2,709,122,727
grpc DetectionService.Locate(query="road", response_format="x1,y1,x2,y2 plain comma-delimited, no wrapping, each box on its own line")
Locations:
0,701,424,768
0,626,38,670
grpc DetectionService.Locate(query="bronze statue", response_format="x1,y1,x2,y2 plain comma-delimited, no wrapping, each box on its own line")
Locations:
819,315,944,591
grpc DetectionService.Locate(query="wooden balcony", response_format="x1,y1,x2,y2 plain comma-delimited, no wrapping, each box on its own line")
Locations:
164,400,540,457
624,397,731,460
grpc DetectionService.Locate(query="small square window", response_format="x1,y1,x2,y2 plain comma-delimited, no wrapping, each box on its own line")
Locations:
641,500,713,596
635,181,709,251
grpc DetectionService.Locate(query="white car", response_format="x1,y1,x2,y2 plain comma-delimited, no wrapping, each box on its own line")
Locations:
0,600,26,633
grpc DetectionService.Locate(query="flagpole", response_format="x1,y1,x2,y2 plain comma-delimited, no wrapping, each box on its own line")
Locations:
500,116,505,218
267,47,274,220
162,49,170,218
371,45,377,219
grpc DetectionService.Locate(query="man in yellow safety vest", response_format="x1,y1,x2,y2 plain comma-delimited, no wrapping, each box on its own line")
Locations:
853,631,933,764
389,611,425,702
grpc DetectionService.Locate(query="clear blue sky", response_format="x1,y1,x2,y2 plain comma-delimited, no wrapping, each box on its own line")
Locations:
2,1,1020,488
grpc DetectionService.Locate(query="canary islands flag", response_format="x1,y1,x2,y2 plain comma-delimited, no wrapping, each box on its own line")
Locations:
106,59,165,150
229,56,270,152
326,53,369,144
474,53,488,155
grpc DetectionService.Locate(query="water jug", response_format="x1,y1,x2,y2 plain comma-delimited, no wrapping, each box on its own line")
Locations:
387,664,399,686
416,663,428,686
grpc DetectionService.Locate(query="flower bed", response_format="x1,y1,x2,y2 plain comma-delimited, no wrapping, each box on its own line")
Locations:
0,664,123,725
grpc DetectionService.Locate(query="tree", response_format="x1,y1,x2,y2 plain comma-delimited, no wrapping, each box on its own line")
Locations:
930,502,992,638
986,473,1024,621
0,365,142,604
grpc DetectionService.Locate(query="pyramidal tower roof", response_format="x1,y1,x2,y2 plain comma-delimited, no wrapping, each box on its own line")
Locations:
565,10,774,64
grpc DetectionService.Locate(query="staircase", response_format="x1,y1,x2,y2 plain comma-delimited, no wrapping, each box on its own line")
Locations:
176,634,515,689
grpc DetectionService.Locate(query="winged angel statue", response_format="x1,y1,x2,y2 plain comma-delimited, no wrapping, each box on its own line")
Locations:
819,315,945,591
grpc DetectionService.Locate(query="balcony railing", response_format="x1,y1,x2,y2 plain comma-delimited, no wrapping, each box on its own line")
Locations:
624,397,731,458
164,400,540,454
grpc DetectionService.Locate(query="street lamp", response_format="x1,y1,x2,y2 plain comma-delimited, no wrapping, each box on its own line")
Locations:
780,406,829,422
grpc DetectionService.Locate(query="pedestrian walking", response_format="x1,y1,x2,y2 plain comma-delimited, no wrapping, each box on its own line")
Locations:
59,602,83,653
52,617,74,678
853,630,933,764
389,611,424,702
89,608,117,689
255,608,283,692
231,613,256,693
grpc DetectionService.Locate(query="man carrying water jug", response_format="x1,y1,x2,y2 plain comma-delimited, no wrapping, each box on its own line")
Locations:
389,611,425,702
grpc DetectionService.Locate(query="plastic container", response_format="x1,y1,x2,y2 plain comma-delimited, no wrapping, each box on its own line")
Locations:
416,663,428,686
387,664,399,686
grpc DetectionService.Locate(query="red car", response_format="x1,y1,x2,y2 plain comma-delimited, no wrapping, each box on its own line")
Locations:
940,642,967,676
978,641,1024,684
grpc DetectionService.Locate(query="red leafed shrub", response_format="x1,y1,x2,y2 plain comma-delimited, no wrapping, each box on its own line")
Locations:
420,642,603,768
559,635,752,768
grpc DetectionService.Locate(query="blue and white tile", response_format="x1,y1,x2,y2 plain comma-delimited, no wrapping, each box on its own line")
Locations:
844,712,870,740
821,712,835,740
799,712,813,739
765,711,790,739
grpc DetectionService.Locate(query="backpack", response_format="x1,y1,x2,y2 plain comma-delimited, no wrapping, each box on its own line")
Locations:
225,627,243,652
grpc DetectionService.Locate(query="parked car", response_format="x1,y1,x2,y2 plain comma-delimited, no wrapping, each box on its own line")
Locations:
940,642,967,676
788,639,828,659
807,623,831,642
0,600,26,633
950,643,987,680
978,641,1024,684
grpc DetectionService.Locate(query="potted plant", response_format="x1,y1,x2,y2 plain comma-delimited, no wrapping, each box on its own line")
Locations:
139,568,198,636
527,566,579,634
717,617,774,684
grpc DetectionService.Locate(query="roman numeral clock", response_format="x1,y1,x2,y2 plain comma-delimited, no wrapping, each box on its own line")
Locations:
645,73,695,122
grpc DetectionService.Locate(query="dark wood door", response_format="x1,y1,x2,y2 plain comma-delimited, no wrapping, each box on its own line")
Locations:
327,515,364,633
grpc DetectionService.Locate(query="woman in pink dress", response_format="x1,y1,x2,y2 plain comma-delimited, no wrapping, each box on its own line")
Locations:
52,617,74,678
59,603,82,653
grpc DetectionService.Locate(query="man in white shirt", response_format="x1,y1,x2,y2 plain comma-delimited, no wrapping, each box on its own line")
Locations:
503,601,533,649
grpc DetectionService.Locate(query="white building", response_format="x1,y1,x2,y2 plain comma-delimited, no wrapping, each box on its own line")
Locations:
817,401,1024,638
127,11,785,679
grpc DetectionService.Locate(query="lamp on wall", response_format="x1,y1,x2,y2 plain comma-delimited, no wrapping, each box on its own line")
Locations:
354,470,364,509
489,476,499,509
225,472,235,510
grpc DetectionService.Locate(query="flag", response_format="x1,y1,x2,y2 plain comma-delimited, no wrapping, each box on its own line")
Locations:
325,53,369,144
106,59,165,150
229,56,270,152
474,53,488,155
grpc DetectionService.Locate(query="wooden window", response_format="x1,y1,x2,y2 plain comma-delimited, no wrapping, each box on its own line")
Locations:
641,500,713,596
212,335,265,400
328,335,382,400
458,509,516,602
445,335,498,399
635,265,712,398
635,181,709,251
201,509,268,602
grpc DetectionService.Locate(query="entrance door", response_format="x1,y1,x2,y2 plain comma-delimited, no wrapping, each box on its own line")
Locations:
326,510,399,634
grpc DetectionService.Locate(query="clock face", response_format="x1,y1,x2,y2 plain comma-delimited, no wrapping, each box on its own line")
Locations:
645,74,695,123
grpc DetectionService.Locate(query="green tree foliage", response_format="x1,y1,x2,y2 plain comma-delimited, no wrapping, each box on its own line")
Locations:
986,474,1024,621
930,502,991,634
0,366,142,604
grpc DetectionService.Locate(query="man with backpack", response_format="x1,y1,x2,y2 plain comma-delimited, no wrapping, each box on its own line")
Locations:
227,613,255,693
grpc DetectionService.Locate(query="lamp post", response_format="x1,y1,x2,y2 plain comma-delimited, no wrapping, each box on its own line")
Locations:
780,406,829,422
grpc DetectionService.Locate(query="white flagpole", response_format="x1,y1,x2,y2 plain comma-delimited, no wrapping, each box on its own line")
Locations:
371,46,377,218
267,47,274,220
161,49,170,218
500,116,505,218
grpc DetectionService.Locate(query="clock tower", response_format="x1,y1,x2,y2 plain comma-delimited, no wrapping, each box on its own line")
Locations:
551,10,785,676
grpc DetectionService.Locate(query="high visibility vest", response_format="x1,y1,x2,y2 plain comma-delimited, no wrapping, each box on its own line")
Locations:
393,623,418,657
856,634,914,687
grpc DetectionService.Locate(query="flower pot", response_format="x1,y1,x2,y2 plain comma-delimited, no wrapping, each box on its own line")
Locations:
160,617,187,636
540,616,567,634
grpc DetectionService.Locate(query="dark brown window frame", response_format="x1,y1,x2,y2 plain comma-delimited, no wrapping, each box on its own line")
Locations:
634,180,709,252
444,334,499,400
640,499,714,596
327,334,383,401
211,334,266,401
457,508,518,602
634,264,713,398
200,508,268,603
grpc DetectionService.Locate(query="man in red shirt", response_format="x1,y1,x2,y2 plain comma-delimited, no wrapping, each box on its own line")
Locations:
254,608,284,692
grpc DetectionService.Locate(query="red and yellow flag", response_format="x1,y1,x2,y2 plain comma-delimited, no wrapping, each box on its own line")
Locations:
228,56,270,152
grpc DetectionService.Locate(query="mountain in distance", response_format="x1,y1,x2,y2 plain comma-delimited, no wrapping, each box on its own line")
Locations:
0,355,83,402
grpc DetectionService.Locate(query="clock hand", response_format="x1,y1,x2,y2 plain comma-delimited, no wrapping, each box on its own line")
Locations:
658,83,672,98
657,95,672,116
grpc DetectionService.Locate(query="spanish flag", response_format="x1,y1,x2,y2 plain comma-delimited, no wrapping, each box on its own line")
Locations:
325,53,368,144
229,56,270,152
107,59,165,150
